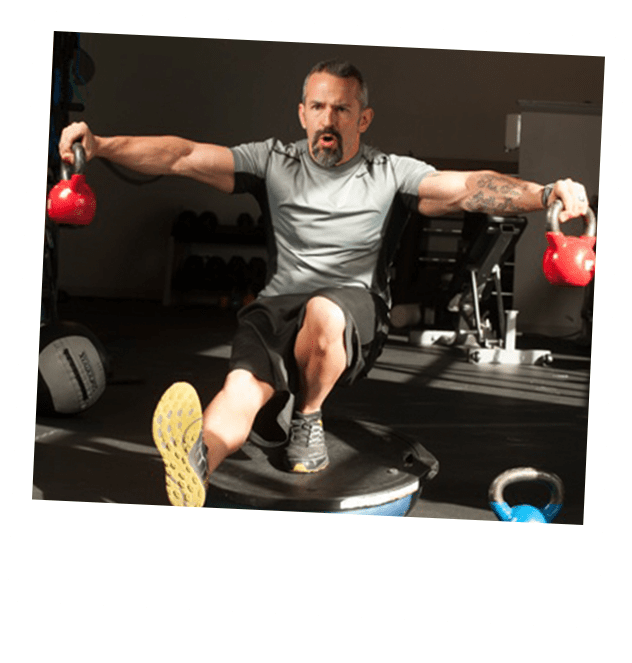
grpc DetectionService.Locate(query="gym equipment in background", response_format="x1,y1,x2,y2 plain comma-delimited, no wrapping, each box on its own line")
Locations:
236,212,255,228
198,210,219,240
543,200,597,287
165,210,269,307
43,32,87,326
172,210,200,241
47,142,96,226
410,214,554,365
40,37,108,416
248,256,267,294
48,32,89,182
488,466,564,523
37,320,108,416
41,219,60,325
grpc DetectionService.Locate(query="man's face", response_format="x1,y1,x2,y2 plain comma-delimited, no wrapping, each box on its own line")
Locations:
298,72,374,167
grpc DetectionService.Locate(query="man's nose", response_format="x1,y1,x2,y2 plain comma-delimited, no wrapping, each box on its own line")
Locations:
321,105,335,127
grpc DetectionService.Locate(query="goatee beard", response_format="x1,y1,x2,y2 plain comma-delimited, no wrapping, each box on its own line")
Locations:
312,128,343,168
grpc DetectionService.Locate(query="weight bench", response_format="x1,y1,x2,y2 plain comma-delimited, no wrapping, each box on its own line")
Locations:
410,213,553,366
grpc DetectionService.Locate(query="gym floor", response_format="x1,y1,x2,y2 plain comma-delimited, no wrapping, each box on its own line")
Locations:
32,296,591,524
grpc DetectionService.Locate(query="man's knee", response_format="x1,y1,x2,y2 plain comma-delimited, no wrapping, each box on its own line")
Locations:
300,296,347,351
221,368,275,407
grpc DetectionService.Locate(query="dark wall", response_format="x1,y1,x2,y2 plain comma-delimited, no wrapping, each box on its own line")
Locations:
55,33,604,299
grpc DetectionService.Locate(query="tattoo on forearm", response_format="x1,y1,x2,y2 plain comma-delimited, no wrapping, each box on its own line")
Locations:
463,174,530,214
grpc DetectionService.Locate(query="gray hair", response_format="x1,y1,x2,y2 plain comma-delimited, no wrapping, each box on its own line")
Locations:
301,60,369,109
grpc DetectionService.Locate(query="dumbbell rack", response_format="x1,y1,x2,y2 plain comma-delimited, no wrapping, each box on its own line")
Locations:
163,226,267,307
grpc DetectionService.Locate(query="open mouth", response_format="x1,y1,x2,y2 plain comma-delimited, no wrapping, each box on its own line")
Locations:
315,128,341,150
319,133,337,147
312,128,343,167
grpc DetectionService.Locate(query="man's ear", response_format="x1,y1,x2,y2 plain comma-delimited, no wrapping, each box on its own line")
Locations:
359,107,374,134
298,103,307,130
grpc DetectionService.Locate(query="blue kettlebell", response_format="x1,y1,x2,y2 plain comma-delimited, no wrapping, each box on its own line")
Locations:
489,467,564,523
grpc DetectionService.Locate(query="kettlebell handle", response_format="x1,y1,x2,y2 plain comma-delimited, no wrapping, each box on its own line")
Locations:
489,466,564,521
60,142,87,181
547,199,596,237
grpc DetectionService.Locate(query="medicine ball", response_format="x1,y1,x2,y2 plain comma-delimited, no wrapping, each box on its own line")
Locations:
37,321,108,416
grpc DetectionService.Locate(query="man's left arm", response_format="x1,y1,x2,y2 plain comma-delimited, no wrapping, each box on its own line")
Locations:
417,170,589,222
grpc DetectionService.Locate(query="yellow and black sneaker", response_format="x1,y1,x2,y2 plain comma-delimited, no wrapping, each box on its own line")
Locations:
152,382,208,507
285,410,329,473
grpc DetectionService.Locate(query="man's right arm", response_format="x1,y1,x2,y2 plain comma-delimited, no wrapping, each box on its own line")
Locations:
59,121,235,194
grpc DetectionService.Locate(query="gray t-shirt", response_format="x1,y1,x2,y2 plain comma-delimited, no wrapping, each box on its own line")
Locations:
230,138,435,305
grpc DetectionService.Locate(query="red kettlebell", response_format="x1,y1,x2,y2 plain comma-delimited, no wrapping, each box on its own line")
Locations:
47,142,96,226
543,199,596,287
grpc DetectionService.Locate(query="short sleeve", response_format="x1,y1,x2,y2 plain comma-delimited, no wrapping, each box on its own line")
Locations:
390,154,437,199
230,138,276,179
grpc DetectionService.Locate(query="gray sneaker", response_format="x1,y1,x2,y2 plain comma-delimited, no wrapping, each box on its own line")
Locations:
286,411,329,473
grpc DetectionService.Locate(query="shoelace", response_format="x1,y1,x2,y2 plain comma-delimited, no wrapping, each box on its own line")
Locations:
292,418,324,447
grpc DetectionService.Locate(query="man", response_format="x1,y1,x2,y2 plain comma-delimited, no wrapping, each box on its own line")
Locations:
59,59,590,507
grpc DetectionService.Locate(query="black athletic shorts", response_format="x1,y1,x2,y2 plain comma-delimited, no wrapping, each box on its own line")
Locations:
229,286,390,395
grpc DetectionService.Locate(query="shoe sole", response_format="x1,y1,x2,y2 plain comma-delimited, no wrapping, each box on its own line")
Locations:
152,382,206,507
288,459,330,474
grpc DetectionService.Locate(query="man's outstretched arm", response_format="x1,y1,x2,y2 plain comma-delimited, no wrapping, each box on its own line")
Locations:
417,170,589,222
59,121,235,194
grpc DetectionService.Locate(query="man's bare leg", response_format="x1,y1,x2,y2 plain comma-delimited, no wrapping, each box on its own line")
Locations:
293,296,348,414
288,296,347,472
202,368,275,474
